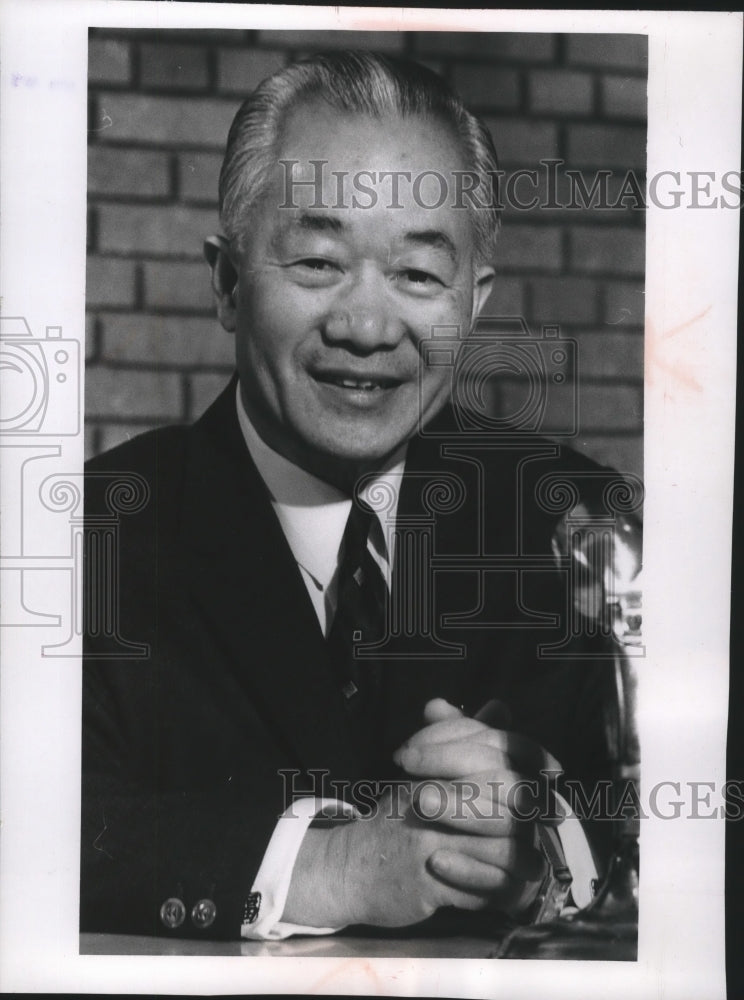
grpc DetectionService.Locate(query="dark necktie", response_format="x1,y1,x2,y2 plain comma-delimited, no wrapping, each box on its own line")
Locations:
326,498,387,766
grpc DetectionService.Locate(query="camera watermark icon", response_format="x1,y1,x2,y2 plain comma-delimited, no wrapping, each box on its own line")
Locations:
0,316,80,435
419,317,578,440
0,315,146,657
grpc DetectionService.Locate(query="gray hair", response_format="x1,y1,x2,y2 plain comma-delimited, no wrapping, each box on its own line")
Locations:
218,50,501,265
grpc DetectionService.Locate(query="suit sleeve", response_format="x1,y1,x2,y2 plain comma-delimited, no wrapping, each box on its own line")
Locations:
80,435,294,940
80,658,284,940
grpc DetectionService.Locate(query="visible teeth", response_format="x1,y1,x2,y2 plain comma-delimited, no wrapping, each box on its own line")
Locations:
338,379,377,389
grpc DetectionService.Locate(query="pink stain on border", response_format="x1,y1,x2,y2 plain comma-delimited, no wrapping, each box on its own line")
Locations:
309,956,387,994
645,306,709,394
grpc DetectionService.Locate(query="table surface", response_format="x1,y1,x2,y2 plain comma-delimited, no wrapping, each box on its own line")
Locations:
80,913,637,960
79,931,504,958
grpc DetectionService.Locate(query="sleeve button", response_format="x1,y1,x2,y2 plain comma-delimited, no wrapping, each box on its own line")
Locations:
159,897,186,929
191,898,217,929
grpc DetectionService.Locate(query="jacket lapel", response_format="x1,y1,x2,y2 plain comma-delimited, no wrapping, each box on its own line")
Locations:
179,381,364,782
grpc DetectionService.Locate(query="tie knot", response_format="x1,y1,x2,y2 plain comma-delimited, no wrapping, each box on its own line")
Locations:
342,497,377,561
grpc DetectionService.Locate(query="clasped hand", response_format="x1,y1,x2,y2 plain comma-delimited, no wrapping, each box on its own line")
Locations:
284,698,563,929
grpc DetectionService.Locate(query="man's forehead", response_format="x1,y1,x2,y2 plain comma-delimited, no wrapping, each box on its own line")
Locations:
275,100,465,173
271,209,460,262
240,101,477,255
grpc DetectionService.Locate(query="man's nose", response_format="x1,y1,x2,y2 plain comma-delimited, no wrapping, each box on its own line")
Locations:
323,269,405,351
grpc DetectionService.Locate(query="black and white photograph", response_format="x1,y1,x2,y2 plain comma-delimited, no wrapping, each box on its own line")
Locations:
0,5,740,997
81,24,647,955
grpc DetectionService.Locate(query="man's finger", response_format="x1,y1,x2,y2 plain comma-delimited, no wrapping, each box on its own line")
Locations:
422,698,464,725
396,717,493,750
396,732,562,778
448,831,549,883
396,720,562,775
428,841,547,892
434,883,492,913
412,772,561,834
422,697,511,728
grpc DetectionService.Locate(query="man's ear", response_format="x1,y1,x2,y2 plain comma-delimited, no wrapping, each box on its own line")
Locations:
204,235,239,332
471,265,496,324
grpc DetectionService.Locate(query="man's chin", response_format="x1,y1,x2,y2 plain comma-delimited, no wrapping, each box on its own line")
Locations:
311,435,407,468
293,426,412,485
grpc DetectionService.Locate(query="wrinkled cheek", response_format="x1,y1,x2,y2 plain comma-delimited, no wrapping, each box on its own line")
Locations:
235,332,286,414
419,363,454,403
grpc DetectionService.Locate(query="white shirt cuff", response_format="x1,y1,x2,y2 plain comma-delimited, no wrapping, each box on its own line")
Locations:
241,797,358,940
553,790,599,910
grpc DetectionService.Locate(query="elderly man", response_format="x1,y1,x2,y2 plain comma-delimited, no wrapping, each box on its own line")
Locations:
81,51,615,942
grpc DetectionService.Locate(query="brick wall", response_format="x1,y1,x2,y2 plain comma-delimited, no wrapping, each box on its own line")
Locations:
86,29,646,483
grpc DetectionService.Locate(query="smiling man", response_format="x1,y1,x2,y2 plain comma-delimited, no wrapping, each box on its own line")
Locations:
81,51,616,944
211,77,496,488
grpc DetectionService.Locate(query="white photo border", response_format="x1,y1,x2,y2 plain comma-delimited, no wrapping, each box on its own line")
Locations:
0,4,740,996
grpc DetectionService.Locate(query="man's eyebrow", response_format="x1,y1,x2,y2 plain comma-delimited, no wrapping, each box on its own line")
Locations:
401,230,458,262
283,212,346,235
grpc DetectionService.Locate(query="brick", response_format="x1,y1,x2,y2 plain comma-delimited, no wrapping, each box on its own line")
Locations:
570,226,645,276
218,48,285,94
256,29,404,53
413,59,445,77
85,314,98,362
85,366,183,420
101,314,234,368
179,152,222,203
498,167,645,224
574,331,643,379
450,66,520,111
86,257,137,308
189,372,232,419
500,168,567,219
602,75,647,120
97,205,219,258
120,28,252,44
98,422,164,455
528,70,594,116
494,376,578,435
87,206,96,253
560,169,646,217
497,380,642,435
88,147,171,199
576,434,643,483
497,224,562,273
483,118,559,166
481,277,525,319
566,34,648,72
530,277,599,325
85,424,99,462
577,384,643,432
140,43,209,91
88,38,131,85
603,279,645,326
143,261,214,311
567,124,647,170
94,94,237,147
413,32,556,62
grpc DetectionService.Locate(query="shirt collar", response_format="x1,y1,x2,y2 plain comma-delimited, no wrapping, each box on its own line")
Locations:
235,382,405,591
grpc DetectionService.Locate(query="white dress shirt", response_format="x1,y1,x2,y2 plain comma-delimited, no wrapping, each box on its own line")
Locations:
235,385,405,939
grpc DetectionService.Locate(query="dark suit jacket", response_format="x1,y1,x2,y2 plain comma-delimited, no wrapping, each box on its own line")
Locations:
81,378,617,939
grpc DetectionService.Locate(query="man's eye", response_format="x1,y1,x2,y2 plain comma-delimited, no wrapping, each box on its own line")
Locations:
288,259,342,285
296,258,336,272
397,269,443,291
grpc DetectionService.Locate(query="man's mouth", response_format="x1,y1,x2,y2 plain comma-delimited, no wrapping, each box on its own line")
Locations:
313,372,403,392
